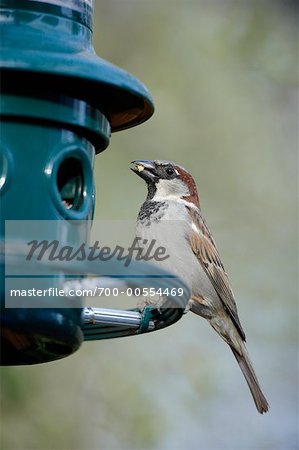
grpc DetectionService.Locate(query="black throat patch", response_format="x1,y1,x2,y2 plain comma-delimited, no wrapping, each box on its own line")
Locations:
138,200,168,226
146,181,157,201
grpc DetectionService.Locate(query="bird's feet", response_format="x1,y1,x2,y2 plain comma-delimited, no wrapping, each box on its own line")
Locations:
137,295,167,313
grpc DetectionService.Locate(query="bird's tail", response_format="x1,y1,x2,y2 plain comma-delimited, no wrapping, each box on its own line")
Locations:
208,313,269,413
230,344,269,414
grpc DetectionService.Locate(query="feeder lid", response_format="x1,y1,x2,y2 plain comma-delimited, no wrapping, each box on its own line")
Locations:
0,0,155,132
0,52,154,133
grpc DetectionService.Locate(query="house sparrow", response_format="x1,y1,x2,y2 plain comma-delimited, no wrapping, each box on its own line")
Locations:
131,159,269,414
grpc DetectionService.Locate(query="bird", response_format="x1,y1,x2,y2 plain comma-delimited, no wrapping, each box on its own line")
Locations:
130,159,269,414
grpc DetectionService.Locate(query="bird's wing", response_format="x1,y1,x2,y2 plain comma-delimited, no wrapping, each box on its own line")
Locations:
186,205,246,341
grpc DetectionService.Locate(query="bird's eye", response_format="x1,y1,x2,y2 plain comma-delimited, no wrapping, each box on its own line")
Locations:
166,167,174,176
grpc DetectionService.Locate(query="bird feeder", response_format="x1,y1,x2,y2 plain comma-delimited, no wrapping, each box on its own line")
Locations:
0,0,189,365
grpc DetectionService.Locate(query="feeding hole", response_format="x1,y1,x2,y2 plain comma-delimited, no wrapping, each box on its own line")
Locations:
57,157,84,210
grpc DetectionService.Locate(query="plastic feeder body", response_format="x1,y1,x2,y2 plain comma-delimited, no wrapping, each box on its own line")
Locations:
0,0,154,365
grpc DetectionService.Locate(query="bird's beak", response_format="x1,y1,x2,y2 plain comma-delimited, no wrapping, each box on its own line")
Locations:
130,160,158,182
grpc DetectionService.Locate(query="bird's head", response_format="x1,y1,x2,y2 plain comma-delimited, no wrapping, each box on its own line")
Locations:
130,160,200,207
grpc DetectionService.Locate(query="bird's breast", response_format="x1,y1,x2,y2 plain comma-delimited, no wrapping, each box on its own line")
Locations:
136,205,216,301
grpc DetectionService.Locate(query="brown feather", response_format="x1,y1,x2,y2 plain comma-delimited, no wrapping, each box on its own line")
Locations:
186,205,246,342
231,345,269,413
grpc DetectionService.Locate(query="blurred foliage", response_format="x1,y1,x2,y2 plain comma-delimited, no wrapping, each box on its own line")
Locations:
1,1,298,449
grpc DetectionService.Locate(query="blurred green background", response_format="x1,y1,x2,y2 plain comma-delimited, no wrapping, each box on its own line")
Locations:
1,0,297,449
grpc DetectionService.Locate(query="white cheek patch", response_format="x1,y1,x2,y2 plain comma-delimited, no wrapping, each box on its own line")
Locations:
155,178,190,200
136,164,144,172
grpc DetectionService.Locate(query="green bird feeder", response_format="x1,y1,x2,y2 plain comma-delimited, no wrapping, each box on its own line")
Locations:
0,0,189,365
